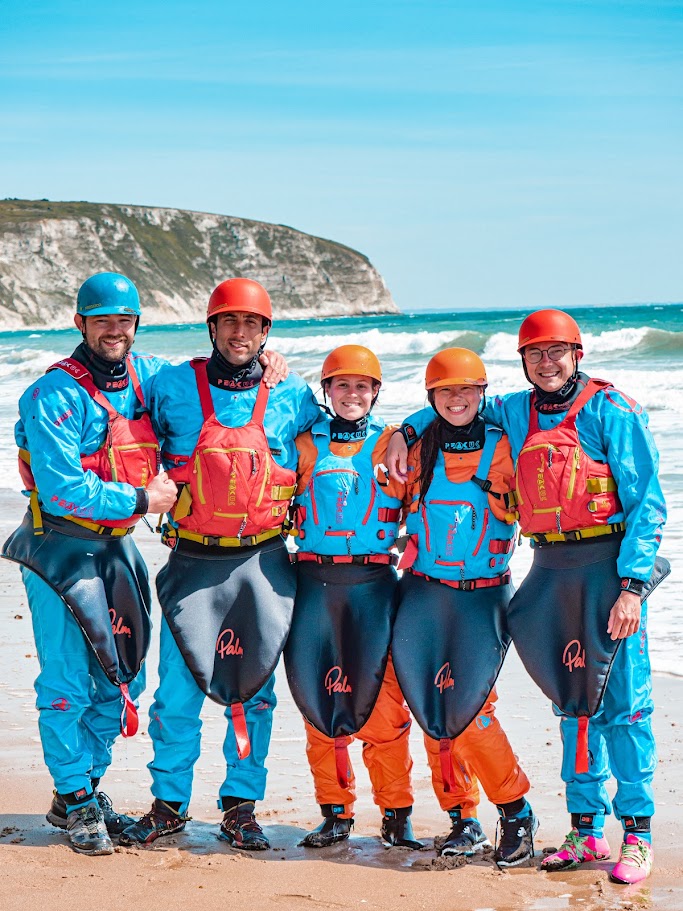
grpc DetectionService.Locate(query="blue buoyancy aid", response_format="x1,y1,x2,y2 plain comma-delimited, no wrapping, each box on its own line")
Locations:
407,427,516,581
294,418,401,556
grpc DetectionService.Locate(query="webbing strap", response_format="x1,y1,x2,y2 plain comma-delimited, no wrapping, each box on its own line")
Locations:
252,381,270,426
335,737,350,790
398,534,419,571
29,490,44,536
440,738,455,793
191,358,215,421
231,703,251,760
120,683,139,738
575,716,589,774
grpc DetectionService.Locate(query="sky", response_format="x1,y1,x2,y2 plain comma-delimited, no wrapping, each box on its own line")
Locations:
1,0,682,312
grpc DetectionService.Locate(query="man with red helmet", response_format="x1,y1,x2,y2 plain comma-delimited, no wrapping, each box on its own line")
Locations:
387,310,666,884
120,278,320,850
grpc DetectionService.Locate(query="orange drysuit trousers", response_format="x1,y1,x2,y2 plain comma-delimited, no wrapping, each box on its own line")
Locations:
304,655,413,818
424,688,530,815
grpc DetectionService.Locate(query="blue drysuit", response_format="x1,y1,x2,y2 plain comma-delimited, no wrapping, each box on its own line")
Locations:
147,362,320,811
13,350,166,796
402,381,666,825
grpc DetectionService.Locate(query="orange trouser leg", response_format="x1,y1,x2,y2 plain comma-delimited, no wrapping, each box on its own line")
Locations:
304,721,356,817
356,654,414,813
303,655,413,817
425,689,530,814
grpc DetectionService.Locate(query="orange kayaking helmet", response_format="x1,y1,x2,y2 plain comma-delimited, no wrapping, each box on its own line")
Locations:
321,345,382,386
207,278,273,324
425,348,488,390
517,309,582,352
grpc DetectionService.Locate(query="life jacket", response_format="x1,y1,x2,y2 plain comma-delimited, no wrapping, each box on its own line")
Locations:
167,358,297,541
510,379,623,539
292,418,401,556
18,357,159,533
405,427,516,581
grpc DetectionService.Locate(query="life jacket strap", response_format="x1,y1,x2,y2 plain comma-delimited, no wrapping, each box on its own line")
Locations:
527,522,625,544
292,552,398,566
408,569,511,591
29,490,44,536
271,484,297,500
172,526,282,548
63,516,135,536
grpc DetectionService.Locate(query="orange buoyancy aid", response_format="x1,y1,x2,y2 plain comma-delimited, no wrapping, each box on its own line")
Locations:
510,378,622,537
167,358,297,541
19,357,160,530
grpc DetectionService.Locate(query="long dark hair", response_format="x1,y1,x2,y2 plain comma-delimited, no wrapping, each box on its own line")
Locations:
417,394,447,507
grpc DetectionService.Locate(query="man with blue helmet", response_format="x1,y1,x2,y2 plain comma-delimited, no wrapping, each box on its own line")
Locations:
2,272,178,855
385,309,666,884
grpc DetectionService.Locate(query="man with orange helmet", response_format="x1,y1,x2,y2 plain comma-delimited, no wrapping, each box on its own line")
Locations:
285,345,422,850
120,278,320,850
387,311,666,884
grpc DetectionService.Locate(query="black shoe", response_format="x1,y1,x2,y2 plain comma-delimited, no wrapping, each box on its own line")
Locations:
47,789,136,836
381,807,424,850
494,811,539,867
219,800,270,850
300,805,354,848
66,802,114,856
118,799,188,846
440,811,491,857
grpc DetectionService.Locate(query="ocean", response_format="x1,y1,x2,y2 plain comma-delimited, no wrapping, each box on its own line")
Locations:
0,303,679,675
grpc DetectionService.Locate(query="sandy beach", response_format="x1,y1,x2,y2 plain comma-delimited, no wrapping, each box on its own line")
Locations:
0,492,680,911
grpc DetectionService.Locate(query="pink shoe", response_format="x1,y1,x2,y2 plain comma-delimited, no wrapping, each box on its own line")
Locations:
541,828,611,871
609,834,653,884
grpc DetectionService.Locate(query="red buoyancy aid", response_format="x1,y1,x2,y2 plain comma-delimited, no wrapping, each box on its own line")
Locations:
19,357,160,530
167,359,297,539
511,378,622,537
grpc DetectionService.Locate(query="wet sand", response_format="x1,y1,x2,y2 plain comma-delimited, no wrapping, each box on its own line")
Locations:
0,491,680,911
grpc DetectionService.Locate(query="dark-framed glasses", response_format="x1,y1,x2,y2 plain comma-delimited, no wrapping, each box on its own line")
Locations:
523,344,571,364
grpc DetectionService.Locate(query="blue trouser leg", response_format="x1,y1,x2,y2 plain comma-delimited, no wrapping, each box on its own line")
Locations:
23,567,136,795
148,618,205,813
219,674,277,804
557,602,655,825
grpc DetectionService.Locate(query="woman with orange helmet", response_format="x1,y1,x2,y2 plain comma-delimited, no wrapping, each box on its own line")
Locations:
285,345,422,851
388,311,667,885
392,347,538,867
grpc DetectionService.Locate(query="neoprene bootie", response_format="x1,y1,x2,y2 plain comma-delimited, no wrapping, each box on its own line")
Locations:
380,807,424,849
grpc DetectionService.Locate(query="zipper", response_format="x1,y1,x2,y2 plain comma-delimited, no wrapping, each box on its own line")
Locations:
428,499,477,530
194,452,205,504
472,508,489,556
308,478,319,524
256,459,270,508
106,427,118,481
421,503,431,552
361,478,376,525
567,447,580,499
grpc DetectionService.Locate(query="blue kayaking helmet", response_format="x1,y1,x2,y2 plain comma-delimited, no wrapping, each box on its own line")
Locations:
76,272,141,317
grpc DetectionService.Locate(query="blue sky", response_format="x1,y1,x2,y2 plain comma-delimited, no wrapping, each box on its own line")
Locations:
1,1,682,311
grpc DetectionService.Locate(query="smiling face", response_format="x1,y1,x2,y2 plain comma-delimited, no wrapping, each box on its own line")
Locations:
523,344,581,393
432,384,483,427
74,313,136,363
210,310,269,366
328,374,377,421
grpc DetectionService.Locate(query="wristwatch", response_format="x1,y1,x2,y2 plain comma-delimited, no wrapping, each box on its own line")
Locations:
620,577,645,596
